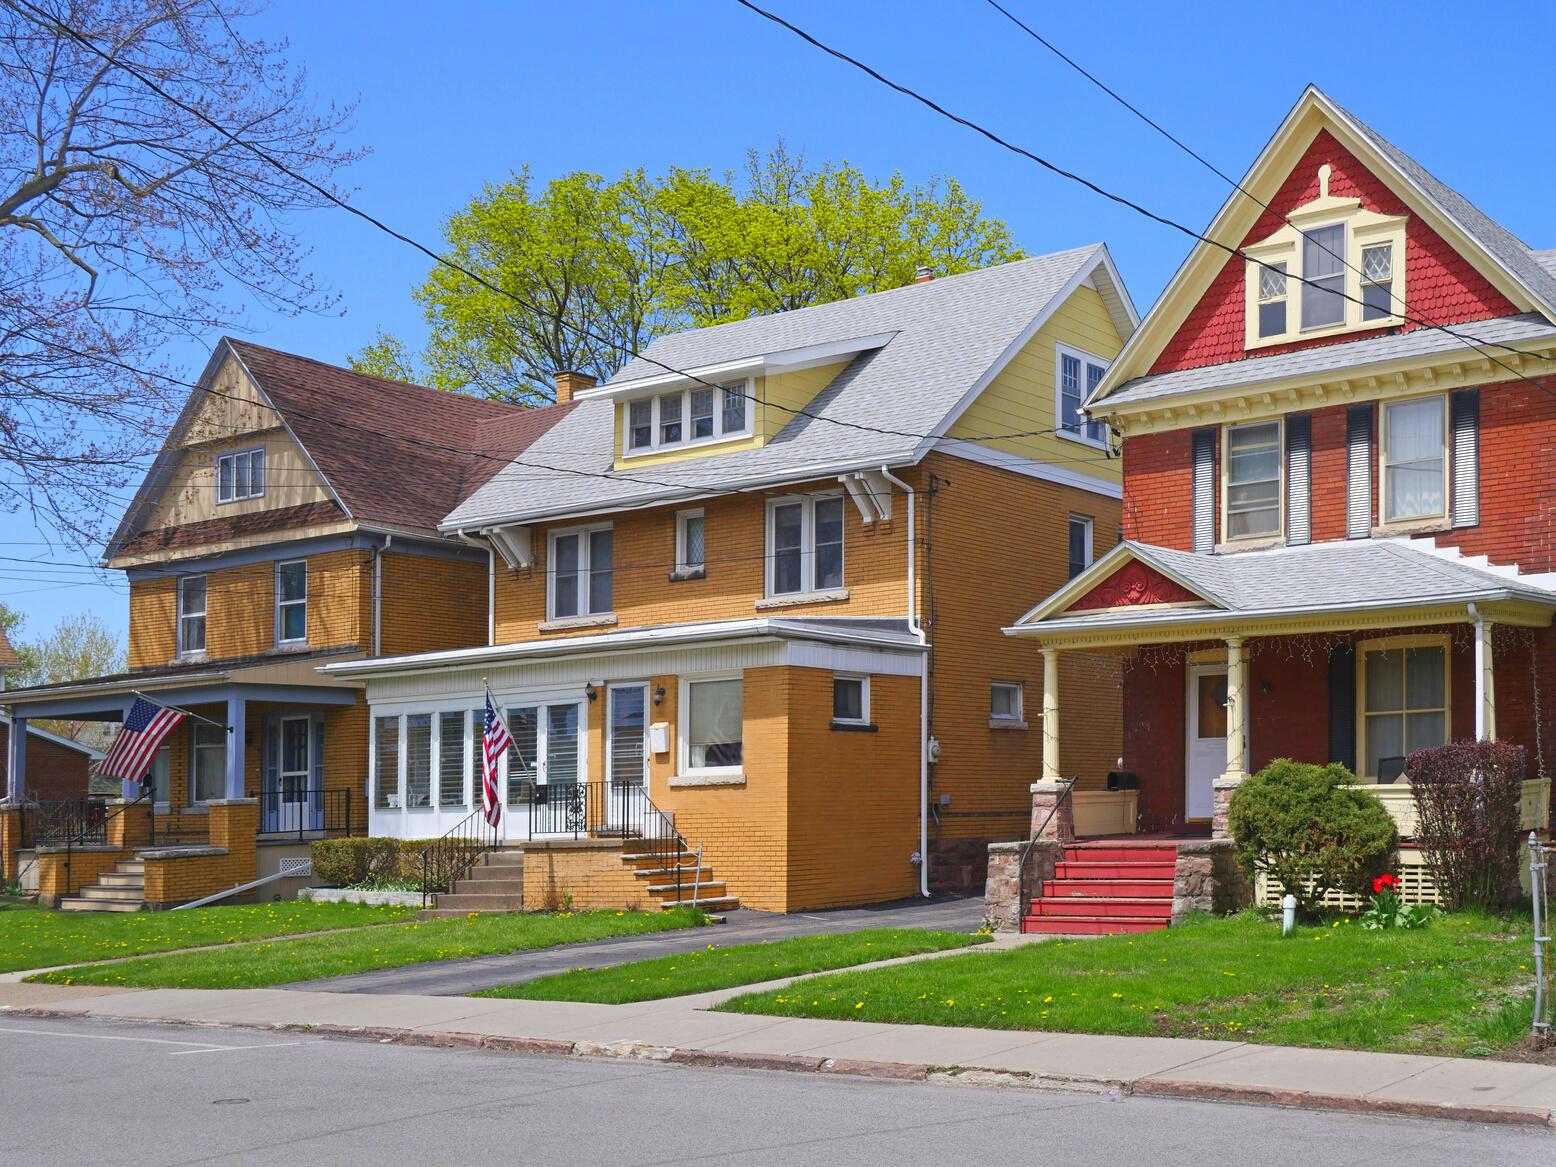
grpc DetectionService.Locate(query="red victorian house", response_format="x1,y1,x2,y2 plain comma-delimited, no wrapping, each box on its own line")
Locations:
1007,87,1555,911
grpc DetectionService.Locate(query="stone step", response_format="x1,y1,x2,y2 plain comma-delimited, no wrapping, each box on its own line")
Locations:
659,895,739,912
1021,915,1166,935
97,871,147,889
1035,896,1173,919
432,893,524,911
1053,861,1177,881
1041,879,1175,899
59,897,143,913
79,884,147,902
452,878,523,896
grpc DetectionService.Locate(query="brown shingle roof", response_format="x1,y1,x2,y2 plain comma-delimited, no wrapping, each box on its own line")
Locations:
225,340,576,533
118,500,347,557
0,626,20,670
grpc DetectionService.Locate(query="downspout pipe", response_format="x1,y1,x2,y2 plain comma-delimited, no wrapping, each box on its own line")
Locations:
456,529,495,647
371,534,393,656
880,466,930,898
1469,601,1487,741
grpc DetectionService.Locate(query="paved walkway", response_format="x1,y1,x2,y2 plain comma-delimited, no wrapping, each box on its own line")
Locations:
283,895,988,995
6,961,1556,1128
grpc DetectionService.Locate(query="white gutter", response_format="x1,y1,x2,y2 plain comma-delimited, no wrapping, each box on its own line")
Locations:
880,465,930,899
371,534,393,656
456,529,496,646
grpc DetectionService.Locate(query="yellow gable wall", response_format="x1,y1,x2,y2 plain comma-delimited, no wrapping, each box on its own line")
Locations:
149,355,333,529
945,285,1123,482
609,360,853,470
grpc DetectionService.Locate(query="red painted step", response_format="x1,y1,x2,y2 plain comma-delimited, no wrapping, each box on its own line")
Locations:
1063,846,1178,865
1035,897,1173,919
1053,861,1177,881
1021,915,1167,935
1042,879,1175,899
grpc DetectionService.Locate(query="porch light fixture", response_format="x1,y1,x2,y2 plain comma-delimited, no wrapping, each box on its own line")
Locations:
584,682,597,703
653,685,666,706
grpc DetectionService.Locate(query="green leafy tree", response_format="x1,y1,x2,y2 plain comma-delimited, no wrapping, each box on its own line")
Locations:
0,601,39,679
348,330,421,383
13,612,124,751
402,145,1022,401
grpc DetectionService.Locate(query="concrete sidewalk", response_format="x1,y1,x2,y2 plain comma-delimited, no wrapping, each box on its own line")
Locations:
5,976,1555,1128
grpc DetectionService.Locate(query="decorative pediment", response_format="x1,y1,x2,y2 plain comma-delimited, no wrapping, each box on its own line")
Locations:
1065,560,1204,613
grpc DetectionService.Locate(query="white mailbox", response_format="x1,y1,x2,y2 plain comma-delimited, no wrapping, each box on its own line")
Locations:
648,721,670,755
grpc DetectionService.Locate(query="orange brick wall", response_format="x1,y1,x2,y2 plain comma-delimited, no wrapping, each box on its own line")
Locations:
142,800,258,907
520,840,650,911
36,848,126,904
492,480,910,643
378,551,488,656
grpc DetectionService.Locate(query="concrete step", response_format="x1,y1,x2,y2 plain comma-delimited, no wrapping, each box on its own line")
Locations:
660,895,739,912
96,871,147,889
452,878,523,896
1054,861,1177,881
59,897,143,913
648,880,726,899
478,850,526,867
1041,879,1176,899
464,863,524,881
1021,915,1167,935
633,866,713,883
116,860,145,874
620,850,692,866
78,885,146,902
1035,897,1173,919
432,893,524,911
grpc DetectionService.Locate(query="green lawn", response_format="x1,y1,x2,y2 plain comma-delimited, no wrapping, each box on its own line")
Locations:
32,907,707,989
473,928,985,1004
0,900,413,974
717,911,1537,1058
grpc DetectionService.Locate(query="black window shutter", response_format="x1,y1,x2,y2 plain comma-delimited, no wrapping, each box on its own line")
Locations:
1345,404,1373,539
1451,388,1480,528
1328,644,1356,771
1191,428,1215,554
1285,414,1312,546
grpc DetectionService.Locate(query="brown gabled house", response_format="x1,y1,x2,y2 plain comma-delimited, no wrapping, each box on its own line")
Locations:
1,339,570,908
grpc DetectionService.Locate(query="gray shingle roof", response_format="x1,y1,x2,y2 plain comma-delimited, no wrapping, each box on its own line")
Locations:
1024,539,1556,634
445,247,1120,529
1101,313,1556,409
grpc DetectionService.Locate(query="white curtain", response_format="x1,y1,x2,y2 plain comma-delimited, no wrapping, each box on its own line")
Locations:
1385,399,1444,521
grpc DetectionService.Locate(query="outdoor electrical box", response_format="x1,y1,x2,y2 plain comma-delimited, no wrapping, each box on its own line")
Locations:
649,722,670,755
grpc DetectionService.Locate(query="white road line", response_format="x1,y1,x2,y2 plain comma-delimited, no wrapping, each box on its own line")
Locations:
0,1024,296,1054
168,1041,303,1056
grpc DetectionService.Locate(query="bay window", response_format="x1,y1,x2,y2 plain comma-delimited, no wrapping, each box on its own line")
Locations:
549,525,613,619
622,380,753,455
1360,637,1448,780
681,677,744,775
767,493,844,596
1224,420,1282,541
1381,396,1447,525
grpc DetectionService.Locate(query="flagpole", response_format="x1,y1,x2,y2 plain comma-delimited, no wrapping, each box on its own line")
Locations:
130,690,231,732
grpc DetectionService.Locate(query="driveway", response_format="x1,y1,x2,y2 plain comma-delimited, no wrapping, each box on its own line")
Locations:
283,894,986,996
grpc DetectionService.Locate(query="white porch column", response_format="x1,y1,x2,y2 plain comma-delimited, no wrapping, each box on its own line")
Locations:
1041,648,1061,783
5,715,25,802
1223,637,1249,782
1473,614,1497,741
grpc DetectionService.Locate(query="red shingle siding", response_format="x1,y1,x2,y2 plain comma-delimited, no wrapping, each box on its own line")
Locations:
1150,131,1519,375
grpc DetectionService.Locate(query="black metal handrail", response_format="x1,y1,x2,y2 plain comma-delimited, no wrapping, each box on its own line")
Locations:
419,807,498,909
259,788,354,840
63,786,153,893
19,799,106,848
1016,774,1080,922
525,781,692,905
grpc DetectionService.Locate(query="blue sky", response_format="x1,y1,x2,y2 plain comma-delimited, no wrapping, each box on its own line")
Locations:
6,0,1554,648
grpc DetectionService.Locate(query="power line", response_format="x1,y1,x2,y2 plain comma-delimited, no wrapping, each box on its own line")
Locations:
735,0,1556,400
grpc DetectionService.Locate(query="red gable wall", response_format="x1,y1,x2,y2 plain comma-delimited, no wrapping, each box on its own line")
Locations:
1066,559,1202,612
1150,130,1518,376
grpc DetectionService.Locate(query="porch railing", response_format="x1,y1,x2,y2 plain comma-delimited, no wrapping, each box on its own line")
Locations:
19,799,106,848
419,807,499,909
258,788,354,840
1016,774,1080,922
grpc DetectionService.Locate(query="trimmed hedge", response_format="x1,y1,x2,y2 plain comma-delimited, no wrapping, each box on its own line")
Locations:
310,838,437,888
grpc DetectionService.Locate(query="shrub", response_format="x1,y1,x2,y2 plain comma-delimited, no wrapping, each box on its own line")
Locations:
1408,739,1527,911
1227,757,1397,916
311,838,436,887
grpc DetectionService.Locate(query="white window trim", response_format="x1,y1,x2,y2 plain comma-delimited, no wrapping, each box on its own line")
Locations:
764,491,846,599
176,574,207,659
1220,418,1285,546
189,720,227,806
990,680,1026,727
433,708,471,810
274,559,308,646
402,712,434,810
373,713,403,811
1067,514,1094,578
831,674,871,726
1054,342,1111,449
678,673,745,779
547,522,614,621
1355,633,1451,781
1378,393,1450,529
674,508,706,576
621,378,755,457
215,446,266,504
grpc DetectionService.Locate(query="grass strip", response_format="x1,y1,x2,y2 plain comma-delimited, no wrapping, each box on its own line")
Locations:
716,911,1536,1058
31,907,707,989
473,928,985,1004
0,900,413,973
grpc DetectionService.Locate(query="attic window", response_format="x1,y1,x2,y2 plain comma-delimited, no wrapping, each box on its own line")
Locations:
216,448,265,503
622,380,753,456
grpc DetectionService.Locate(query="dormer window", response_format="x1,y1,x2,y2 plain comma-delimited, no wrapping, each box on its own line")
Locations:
1243,164,1406,349
1056,343,1109,447
623,380,753,456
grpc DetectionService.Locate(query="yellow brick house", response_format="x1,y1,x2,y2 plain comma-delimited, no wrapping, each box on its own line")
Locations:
327,248,1139,912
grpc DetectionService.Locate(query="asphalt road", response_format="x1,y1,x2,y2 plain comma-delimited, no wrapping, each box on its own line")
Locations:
1,1015,1545,1165
284,895,988,995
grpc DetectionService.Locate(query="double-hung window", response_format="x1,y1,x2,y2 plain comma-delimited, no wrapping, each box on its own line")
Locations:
681,677,744,775
767,494,844,596
1300,224,1346,329
275,560,307,645
1224,420,1282,541
1381,396,1447,525
177,575,207,657
216,447,265,503
1361,242,1394,320
549,525,613,619
190,722,226,804
1056,344,1109,446
1256,262,1288,339
1067,515,1093,580
623,380,753,455
1360,638,1448,779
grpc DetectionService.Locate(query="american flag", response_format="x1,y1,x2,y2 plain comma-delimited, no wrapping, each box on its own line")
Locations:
482,689,512,828
100,697,186,783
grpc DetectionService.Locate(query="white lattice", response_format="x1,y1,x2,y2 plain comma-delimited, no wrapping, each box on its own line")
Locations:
1257,850,1441,911
1362,243,1393,283
278,857,312,878
1258,264,1287,301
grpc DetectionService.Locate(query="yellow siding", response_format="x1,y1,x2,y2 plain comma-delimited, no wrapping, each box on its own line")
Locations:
946,286,1123,481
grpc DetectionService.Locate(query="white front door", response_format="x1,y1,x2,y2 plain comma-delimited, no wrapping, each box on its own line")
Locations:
266,716,313,834
1185,665,1229,821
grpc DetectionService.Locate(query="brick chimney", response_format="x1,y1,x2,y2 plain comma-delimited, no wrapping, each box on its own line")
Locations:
553,369,597,403
914,265,934,284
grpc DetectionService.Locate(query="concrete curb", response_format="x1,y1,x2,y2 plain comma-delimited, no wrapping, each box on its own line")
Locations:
7,1004,1552,1128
